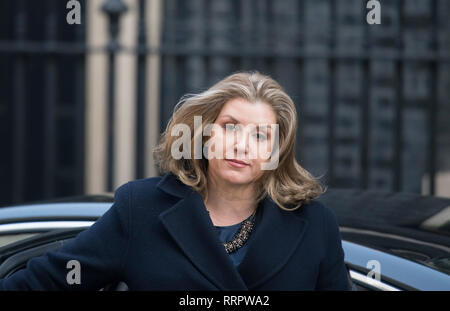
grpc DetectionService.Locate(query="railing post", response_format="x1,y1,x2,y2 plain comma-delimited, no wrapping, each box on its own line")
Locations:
101,0,128,192
327,0,337,188
394,0,404,192
136,0,148,180
43,0,58,200
74,2,87,196
12,0,27,204
428,0,438,196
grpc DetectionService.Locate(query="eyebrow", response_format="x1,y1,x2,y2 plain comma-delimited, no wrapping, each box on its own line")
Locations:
220,114,240,123
220,115,272,135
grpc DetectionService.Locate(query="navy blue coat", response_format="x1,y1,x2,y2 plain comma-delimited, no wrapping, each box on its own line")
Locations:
0,172,350,290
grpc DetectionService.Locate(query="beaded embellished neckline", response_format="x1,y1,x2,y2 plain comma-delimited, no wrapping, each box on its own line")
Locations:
211,208,257,254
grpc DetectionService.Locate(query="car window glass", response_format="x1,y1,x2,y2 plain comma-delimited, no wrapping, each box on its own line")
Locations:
0,233,40,248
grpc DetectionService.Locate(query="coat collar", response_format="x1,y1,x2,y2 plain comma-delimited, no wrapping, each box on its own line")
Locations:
156,172,309,290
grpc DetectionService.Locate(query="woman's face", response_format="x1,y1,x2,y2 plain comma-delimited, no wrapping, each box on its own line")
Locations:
206,98,278,186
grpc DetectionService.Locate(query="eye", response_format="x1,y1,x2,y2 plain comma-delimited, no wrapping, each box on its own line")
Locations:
253,132,267,141
224,123,236,131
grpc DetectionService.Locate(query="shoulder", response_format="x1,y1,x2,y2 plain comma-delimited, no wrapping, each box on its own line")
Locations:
293,199,334,218
127,175,164,194
113,175,168,203
109,176,177,230
291,199,341,230
114,175,161,192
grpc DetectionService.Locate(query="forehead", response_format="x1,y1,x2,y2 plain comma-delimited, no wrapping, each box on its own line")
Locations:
217,98,277,125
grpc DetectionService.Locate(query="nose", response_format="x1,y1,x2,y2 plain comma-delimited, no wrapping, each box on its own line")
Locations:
233,126,249,157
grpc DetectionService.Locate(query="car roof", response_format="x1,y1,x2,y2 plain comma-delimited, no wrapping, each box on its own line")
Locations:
318,188,450,276
0,202,112,224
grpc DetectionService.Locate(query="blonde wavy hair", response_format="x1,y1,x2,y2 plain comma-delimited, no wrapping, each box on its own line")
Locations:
153,70,324,211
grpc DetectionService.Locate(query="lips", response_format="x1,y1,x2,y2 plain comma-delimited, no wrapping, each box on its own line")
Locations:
225,159,249,168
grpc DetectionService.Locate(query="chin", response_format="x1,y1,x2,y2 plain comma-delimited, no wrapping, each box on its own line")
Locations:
219,169,253,185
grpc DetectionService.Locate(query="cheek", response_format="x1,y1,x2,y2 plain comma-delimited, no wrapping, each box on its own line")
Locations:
210,132,238,156
249,138,272,162
206,132,224,156
258,141,273,162
207,158,220,171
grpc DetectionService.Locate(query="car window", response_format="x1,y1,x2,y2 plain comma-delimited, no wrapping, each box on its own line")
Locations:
0,233,40,248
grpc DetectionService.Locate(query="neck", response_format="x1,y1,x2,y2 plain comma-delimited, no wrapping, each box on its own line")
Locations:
204,173,258,227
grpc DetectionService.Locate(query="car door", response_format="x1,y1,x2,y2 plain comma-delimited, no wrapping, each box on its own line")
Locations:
0,228,128,290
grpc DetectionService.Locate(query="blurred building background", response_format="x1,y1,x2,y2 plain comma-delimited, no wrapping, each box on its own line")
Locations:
0,0,449,207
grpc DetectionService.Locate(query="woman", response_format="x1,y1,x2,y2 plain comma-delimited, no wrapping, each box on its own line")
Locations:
0,71,351,290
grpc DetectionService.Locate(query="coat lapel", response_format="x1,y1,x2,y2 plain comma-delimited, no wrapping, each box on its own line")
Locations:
156,172,309,290
157,173,248,290
237,195,309,289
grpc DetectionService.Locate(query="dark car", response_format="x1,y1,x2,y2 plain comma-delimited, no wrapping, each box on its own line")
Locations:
0,189,449,291
319,188,450,291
